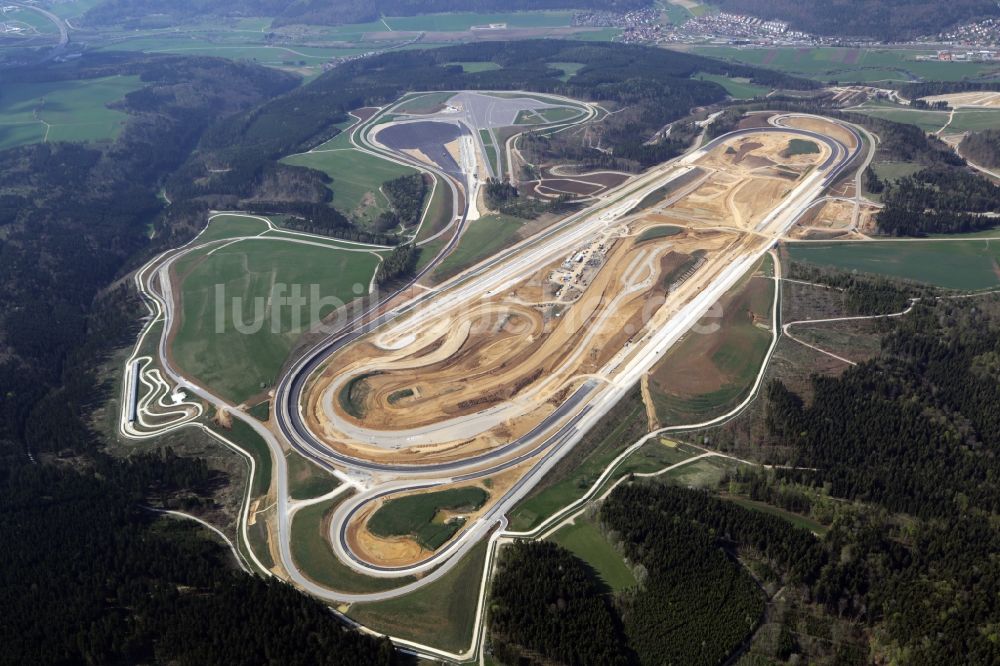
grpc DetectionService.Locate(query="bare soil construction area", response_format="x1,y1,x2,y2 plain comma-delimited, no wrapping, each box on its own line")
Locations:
922,91,1000,109
300,130,828,470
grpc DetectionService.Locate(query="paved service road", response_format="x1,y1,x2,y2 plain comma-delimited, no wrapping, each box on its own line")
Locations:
120,107,867,663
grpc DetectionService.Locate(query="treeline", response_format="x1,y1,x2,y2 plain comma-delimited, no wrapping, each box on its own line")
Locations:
709,0,999,39
378,174,427,232
874,166,1000,235
0,52,397,663
787,262,921,315
490,482,825,665
488,541,630,665
602,486,767,665
374,244,419,285
181,39,816,193
83,0,651,28
755,296,1000,662
900,79,1000,100
959,128,1000,168
243,201,397,244
770,298,1000,518
0,457,395,666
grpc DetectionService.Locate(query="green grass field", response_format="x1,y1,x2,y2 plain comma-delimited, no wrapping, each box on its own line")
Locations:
172,238,380,403
281,148,417,227
507,394,648,532
347,538,488,653
445,61,501,73
649,265,774,425
415,173,453,242
432,213,524,281
692,46,1000,83
0,75,143,149
785,138,820,155
538,106,584,123
872,161,923,183
787,240,1000,291
614,439,703,478
382,11,575,32
659,456,741,488
547,61,586,82
549,518,636,591
290,495,417,593
720,495,828,536
946,109,1000,133
286,451,339,500
663,1,693,24
367,486,489,551
694,72,770,99
4,8,58,33
850,105,950,133
636,225,683,243
196,214,271,243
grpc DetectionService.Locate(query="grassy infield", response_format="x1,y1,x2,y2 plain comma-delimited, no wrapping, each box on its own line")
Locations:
171,215,381,403
367,487,489,550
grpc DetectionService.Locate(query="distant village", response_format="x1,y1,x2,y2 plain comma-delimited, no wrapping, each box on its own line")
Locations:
575,5,1000,63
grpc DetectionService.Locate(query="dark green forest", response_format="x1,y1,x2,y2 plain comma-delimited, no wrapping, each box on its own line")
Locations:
490,484,824,665
0,52,399,664
873,166,1000,235
492,293,1000,665
0,457,394,666
378,173,428,231
489,541,631,665
709,0,998,39
759,297,1000,662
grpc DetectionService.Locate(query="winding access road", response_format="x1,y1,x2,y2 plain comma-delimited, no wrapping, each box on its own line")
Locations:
119,103,867,661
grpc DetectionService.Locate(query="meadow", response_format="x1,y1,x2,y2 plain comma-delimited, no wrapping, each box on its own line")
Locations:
0,75,142,149
290,496,417,593
171,237,380,403
432,213,525,281
549,518,637,591
367,486,489,551
695,72,770,99
347,539,488,653
648,265,774,426
693,46,1000,83
281,147,417,227
787,240,1000,291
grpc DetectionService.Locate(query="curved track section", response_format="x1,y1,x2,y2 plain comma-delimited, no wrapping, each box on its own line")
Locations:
119,108,867,661
274,117,862,582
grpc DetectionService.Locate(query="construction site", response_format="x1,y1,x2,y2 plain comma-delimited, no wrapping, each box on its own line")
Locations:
294,122,843,565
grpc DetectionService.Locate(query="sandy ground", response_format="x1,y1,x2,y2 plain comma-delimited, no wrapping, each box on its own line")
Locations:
922,91,1000,108
349,464,529,567
300,131,822,466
